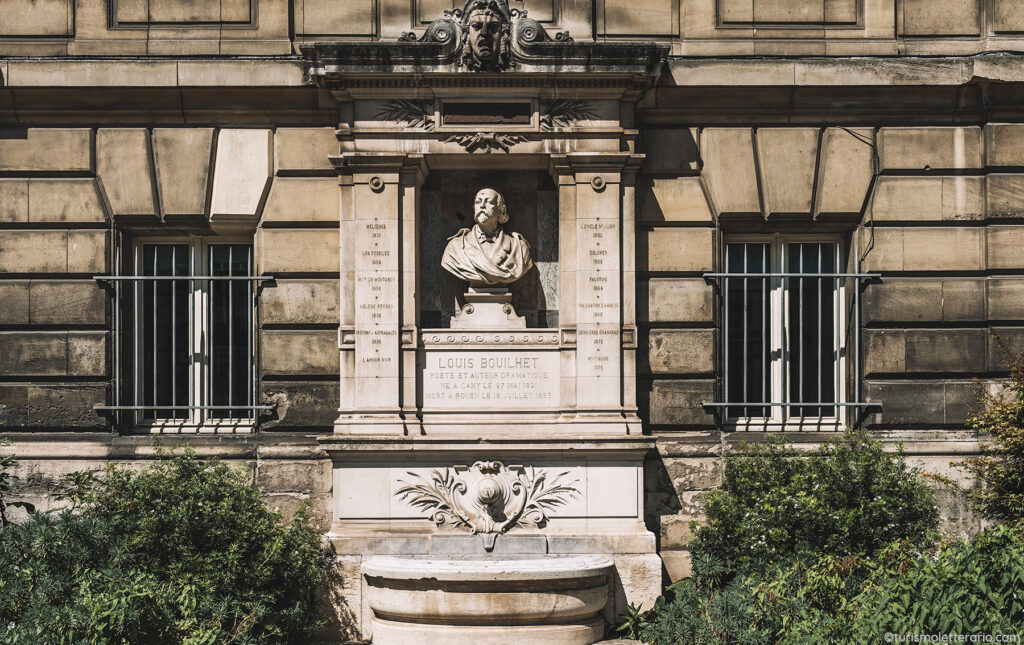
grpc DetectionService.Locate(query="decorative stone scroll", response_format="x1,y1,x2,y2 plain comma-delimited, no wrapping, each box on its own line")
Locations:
399,0,571,72
397,461,579,551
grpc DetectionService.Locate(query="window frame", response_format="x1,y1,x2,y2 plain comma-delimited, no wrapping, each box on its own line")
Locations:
719,234,849,432
127,235,258,433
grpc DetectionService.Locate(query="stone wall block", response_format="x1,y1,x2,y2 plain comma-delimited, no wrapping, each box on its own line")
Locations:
640,128,700,174
864,380,945,425
29,280,106,325
263,178,339,222
260,279,339,325
0,129,92,173
67,230,107,274
274,127,337,173
0,384,107,429
989,328,1024,371
987,226,1024,270
639,177,713,224
987,175,1024,219
0,331,67,376
256,460,333,494
0,231,68,273
988,278,1024,320
700,128,760,216
256,229,338,274
856,226,903,272
991,0,1024,32
260,329,339,376
905,329,986,373
96,129,157,217
902,228,983,272
0,282,30,324
878,127,983,171
28,179,106,223
984,124,1024,167
816,127,874,217
640,278,714,323
152,128,214,217
296,0,375,36
871,176,984,222
0,180,29,222
900,0,981,36
260,381,339,428
664,457,723,490
210,129,273,220
756,127,818,216
940,279,985,322
645,379,716,427
644,328,715,374
863,329,906,375
0,0,72,37
68,331,107,377
641,227,714,273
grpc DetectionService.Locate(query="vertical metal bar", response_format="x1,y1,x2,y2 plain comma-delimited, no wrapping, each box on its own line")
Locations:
114,237,121,423
854,244,861,410
189,248,194,425
742,245,748,418
761,245,767,412
152,248,158,415
723,245,730,418
228,246,234,417
798,244,804,415
835,248,841,419
248,245,254,418
171,246,177,416
817,244,822,415
133,248,139,425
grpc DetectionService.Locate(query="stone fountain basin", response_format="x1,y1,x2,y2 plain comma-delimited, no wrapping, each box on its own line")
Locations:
363,554,615,644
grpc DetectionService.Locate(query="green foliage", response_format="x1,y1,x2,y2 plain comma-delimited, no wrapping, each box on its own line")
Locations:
0,439,35,531
688,430,939,572
0,448,330,644
960,346,1024,522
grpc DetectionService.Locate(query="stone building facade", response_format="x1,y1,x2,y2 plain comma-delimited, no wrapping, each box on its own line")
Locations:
1,0,1024,642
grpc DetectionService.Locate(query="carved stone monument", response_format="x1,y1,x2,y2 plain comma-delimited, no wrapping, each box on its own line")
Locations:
442,187,533,328
305,1,668,641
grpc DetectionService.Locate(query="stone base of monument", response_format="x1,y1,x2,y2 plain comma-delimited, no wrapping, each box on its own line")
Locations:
363,555,613,645
450,286,526,329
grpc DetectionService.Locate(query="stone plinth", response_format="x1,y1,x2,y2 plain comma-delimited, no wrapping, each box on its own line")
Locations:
450,287,526,329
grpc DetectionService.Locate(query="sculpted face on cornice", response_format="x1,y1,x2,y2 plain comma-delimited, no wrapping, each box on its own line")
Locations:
399,0,571,72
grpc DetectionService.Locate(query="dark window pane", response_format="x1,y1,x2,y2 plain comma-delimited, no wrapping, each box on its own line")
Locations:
724,243,769,418
787,243,836,418
142,244,189,419
210,245,253,418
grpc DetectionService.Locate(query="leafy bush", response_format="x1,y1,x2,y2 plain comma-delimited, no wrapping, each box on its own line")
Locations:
688,430,939,572
0,439,34,530
0,449,330,644
959,346,1024,523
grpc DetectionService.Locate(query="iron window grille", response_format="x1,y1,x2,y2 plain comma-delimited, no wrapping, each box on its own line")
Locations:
94,240,273,431
703,238,879,429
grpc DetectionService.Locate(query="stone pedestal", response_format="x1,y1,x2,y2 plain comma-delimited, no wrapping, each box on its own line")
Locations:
450,287,526,329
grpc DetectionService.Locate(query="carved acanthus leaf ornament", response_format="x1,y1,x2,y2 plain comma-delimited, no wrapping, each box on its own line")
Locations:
397,461,579,550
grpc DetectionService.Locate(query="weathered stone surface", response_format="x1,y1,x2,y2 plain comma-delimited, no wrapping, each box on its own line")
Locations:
274,127,336,173
68,331,107,377
987,226,1024,270
863,329,906,375
871,176,985,222
97,129,157,216
905,329,986,373
0,180,29,222
152,128,214,216
991,0,1024,33
260,279,339,324
863,278,983,323
0,384,107,428
865,380,978,426
296,0,375,36
664,457,722,490
28,179,106,223
989,328,1024,371
257,459,333,494
644,328,715,375
988,278,1024,320
878,127,983,171
0,129,91,173
639,177,712,224
645,379,715,427
67,231,107,274
260,330,338,376
816,127,874,216
263,493,332,534
0,231,68,273
900,0,980,36
641,227,714,273
700,128,760,216
860,227,983,272
987,175,1024,219
0,0,72,37
257,229,338,274
263,178,339,222
0,282,30,323
640,128,699,174
640,278,714,323
210,129,273,220
29,280,106,325
756,127,818,216
0,331,67,376
985,124,1024,167
603,0,676,35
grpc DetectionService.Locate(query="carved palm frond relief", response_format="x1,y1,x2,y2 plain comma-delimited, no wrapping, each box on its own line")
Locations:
375,99,435,129
396,469,471,528
540,99,599,131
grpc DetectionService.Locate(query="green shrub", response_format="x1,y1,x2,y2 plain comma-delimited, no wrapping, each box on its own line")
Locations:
0,439,34,530
959,347,1024,523
0,449,330,644
688,430,939,572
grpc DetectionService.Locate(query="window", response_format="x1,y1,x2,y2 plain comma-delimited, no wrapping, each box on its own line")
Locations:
97,239,270,430
706,237,870,429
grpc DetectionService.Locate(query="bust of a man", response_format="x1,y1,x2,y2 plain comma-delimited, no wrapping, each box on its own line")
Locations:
441,188,534,286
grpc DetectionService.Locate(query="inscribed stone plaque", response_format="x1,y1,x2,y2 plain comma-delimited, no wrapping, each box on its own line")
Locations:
421,350,559,409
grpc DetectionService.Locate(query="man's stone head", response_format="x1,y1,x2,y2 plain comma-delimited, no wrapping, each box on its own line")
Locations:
474,188,508,234
467,6,501,65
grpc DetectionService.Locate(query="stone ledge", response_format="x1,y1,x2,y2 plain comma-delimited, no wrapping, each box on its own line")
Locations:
3,58,307,87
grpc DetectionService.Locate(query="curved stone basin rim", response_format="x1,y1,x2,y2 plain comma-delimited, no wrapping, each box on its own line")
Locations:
362,554,616,583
